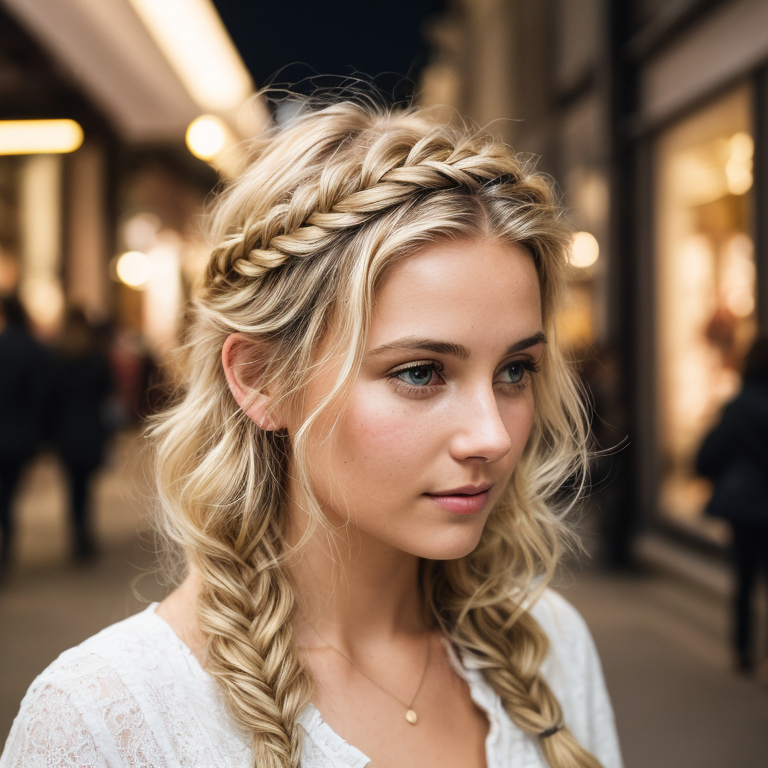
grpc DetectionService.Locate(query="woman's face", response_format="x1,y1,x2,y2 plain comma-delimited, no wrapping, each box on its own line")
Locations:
290,237,544,561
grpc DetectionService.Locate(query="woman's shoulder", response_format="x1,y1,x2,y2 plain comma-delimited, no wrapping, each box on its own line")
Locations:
529,588,592,647
529,588,624,768
528,588,603,691
25,604,179,693
0,605,241,768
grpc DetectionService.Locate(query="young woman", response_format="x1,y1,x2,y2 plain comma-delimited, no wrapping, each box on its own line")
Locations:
1,101,622,768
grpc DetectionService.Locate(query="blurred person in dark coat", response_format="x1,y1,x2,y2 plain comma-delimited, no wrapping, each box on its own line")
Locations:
52,307,113,561
696,336,768,674
0,294,50,570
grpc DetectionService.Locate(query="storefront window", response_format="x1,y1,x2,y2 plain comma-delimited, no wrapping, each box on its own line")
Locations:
655,85,756,541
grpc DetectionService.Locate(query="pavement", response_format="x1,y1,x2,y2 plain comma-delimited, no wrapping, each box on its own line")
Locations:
1,431,767,766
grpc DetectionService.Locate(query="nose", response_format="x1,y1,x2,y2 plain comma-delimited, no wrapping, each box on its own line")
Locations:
449,385,514,463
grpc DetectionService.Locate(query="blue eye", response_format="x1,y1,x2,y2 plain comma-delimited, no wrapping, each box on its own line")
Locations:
396,365,436,387
499,361,527,385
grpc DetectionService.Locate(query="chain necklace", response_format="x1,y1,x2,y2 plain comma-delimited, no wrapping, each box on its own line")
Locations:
308,623,432,725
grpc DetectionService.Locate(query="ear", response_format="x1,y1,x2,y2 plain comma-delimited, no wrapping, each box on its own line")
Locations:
221,333,284,431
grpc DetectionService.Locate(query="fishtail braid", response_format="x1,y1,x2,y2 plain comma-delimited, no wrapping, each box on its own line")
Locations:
197,549,310,767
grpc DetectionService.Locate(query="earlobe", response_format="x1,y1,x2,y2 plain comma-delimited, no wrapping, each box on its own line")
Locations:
221,333,284,431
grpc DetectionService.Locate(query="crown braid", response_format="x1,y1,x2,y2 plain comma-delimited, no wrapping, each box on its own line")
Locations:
206,121,522,287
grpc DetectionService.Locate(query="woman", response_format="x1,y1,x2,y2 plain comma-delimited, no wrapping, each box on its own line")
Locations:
1,101,622,768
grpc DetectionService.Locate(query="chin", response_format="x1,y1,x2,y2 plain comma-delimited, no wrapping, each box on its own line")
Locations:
408,523,486,561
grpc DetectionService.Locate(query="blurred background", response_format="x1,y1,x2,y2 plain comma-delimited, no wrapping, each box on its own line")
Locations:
1,0,767,765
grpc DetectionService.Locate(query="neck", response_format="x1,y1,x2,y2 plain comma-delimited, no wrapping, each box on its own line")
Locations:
286,500,427,653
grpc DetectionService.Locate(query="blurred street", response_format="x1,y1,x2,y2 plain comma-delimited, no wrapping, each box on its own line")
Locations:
1,433,766,767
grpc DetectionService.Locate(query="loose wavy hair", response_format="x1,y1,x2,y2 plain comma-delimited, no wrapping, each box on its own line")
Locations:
149,99,598,768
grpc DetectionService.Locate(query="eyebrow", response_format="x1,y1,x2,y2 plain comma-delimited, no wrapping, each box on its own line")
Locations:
366,331,547,361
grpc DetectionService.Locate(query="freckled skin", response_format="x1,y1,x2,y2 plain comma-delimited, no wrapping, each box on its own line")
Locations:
288,238,544,562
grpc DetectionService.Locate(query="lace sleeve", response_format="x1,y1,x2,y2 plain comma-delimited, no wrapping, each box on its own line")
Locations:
1,647,171,768
1,681,108,768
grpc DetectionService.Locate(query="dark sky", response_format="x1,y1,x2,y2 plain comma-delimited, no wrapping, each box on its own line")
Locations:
212,0,444,102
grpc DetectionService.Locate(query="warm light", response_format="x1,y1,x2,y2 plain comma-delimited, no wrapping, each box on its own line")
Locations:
725,157,753,195
726,132,754,195
20,276,64,327
116,251,152,288
127,0,253,111
0,120,83,155
728,293,755,317
722,234,755,318
186,115,228,160
730,132,754,160
569,231,600,268
144,238,183,358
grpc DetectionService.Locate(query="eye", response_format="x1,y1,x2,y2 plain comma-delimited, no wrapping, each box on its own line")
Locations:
500,361,525,384
497,360,536,386
395,364,439,387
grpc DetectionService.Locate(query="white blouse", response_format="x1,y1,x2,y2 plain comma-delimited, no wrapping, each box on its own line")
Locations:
1,590,623,768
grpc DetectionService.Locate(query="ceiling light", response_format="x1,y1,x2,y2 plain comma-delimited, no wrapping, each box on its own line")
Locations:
127,0,253,112
0,120,83,155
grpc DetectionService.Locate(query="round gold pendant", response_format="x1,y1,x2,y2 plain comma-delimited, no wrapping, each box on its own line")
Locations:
405,709,418,724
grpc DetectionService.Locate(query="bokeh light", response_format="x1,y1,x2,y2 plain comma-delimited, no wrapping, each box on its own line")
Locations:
725,131,753,195
570,231,600,268
186,115,228,160
116,250,152,289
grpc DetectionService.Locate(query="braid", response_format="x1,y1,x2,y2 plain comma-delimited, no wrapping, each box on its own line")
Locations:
457,605,601,768
206,123,520,288
190,419,312,768
427,553,603,768
198,552,310,767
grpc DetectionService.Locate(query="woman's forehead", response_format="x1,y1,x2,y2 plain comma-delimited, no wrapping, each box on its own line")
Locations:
367,238,542,354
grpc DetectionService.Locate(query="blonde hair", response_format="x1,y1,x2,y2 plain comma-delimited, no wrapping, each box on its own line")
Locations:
150,100,599,768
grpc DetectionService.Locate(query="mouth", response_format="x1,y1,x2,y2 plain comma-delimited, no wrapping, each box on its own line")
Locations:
424,483,494,515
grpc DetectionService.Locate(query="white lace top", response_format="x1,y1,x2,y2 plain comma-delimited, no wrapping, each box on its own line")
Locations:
1,590,623,768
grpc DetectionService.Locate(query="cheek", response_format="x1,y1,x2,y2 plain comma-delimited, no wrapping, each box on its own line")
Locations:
502,396,536,458
334,389,433,476
299,387,428,516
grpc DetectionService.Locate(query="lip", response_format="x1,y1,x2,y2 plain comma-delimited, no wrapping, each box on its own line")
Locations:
425,483,494,515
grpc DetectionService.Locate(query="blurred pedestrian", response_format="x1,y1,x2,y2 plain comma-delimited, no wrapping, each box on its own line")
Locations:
579,345,628,568
110,326,165,424
0,294,49,571
696,336,768,674
51,307,114,561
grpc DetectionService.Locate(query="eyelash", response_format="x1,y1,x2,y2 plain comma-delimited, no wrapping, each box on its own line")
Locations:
386,359,540,397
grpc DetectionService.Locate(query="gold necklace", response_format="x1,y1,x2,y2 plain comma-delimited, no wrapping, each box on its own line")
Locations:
308,624,432,725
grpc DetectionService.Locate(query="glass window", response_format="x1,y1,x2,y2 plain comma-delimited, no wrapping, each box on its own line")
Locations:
655,85,756,542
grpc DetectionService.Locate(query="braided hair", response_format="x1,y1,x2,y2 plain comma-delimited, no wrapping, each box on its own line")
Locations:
150,100,599,768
